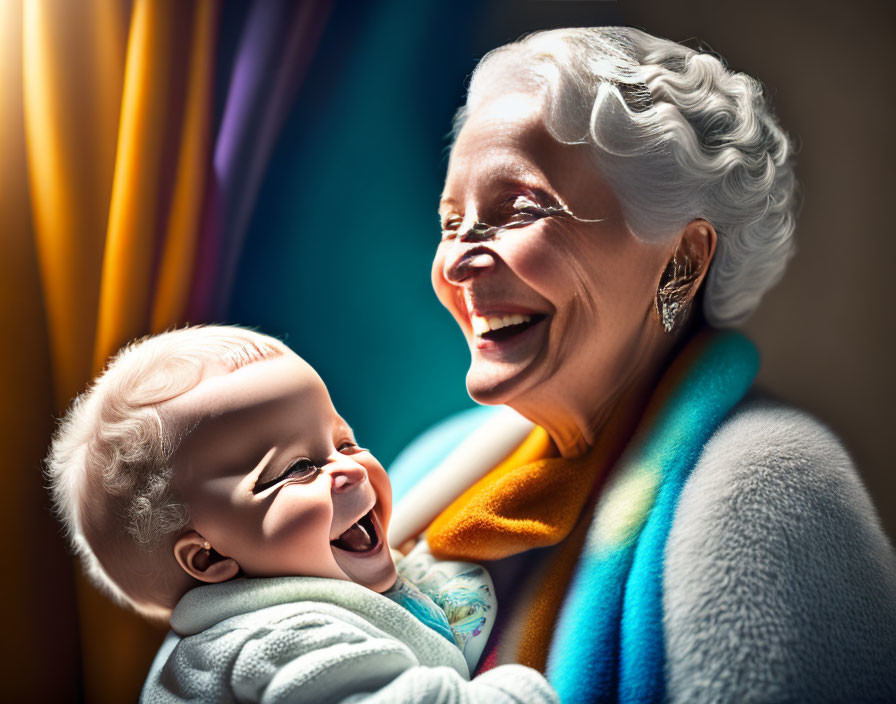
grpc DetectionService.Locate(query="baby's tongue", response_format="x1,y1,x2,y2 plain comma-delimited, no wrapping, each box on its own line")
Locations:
333,521,373,552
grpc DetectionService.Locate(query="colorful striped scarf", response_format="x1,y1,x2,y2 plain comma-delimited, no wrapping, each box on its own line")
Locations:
425,330,759,702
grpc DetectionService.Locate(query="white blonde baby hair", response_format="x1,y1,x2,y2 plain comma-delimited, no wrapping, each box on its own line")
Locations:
45,325,288,618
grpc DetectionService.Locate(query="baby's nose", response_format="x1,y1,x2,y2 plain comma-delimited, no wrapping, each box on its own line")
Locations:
328,462,368,492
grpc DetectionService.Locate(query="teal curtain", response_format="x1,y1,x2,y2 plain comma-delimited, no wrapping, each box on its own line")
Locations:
229,0,481,463
229,0,624,465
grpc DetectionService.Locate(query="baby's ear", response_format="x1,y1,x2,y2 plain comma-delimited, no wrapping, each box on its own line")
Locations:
173,530,240,584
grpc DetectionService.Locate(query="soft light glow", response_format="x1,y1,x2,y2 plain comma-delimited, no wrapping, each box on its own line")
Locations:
590,463,659,553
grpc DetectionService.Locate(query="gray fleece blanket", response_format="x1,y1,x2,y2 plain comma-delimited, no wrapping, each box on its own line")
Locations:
141,576,557,703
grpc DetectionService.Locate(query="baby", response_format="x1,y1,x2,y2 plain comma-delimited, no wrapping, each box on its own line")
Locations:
46,325,557,703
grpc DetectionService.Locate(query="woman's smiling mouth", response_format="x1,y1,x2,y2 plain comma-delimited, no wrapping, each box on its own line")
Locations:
471,312,548,341
466,302,551,361
463,288,552,352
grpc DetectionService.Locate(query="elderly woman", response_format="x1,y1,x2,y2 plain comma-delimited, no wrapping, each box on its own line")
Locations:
388,27,896,702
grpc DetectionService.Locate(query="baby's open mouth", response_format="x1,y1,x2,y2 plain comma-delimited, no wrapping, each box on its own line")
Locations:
331,510,380,553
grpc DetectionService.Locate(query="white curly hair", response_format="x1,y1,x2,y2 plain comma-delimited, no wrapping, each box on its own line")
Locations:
45,325,288,618
454,27,799,326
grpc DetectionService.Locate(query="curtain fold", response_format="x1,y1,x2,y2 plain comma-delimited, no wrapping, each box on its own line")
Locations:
23,0,128,408
93,0,189,370
188,0,332,322
1,1,80,700
150,0,219,333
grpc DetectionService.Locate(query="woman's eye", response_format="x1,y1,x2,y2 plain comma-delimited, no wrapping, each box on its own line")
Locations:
440,215,463,240
513,194,540,210
337,441,360,453
508,194,547,221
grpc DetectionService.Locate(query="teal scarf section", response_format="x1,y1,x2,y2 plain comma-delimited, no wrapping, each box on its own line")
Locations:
546,331,759,703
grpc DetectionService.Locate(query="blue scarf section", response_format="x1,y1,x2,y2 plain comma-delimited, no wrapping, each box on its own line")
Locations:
546,331,759,703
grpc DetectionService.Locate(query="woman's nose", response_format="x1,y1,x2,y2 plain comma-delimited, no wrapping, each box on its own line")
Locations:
443,245,498,284
326,461,368,493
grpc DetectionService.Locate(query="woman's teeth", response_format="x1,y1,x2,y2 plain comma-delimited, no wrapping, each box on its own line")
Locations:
471,313,532,336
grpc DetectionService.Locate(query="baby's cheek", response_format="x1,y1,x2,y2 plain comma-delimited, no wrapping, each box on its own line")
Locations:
263,494,331,538
368,464,392,525
248,502,337,577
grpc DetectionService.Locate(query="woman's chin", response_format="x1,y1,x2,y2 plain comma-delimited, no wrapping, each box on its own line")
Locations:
464,316,550,404
465,358,537,407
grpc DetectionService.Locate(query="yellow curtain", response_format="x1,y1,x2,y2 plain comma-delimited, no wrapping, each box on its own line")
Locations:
151,0,217,334
6,0,218,700
23,0,126,410
4,0,326,697
0,0,80,699
92,0,218,369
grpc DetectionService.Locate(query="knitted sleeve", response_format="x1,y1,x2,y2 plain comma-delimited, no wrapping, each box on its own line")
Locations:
663,399,896,702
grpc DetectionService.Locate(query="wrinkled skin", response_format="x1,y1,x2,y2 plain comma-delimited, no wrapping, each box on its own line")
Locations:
434,93,694,457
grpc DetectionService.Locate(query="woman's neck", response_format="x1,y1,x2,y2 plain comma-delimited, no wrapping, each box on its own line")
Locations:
512,334,677,459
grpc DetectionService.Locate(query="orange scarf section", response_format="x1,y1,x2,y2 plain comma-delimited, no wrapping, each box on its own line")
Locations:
427,426,613,670
427,389,646,563
426,426,564,560
427,407,642,669
513,505,595,671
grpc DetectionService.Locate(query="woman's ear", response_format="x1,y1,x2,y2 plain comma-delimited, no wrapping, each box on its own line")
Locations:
173,530,240,584
654,219,717,334
679,218,717,288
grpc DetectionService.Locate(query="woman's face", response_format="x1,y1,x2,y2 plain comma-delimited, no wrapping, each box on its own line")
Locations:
433,93,673,419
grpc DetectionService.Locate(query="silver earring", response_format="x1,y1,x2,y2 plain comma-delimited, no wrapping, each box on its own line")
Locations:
655,256,699,334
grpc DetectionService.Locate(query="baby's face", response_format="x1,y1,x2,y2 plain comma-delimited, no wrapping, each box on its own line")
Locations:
163,351,397,592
